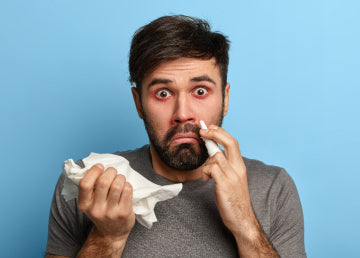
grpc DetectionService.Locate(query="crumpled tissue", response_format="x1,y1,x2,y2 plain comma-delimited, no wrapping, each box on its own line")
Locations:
61,152,183,228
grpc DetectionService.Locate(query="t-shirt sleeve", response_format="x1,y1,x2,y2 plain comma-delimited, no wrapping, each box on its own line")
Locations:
269,169,307,258
46,172,92,258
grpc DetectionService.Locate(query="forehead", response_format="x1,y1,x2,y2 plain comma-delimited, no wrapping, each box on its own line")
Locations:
142,57,221,87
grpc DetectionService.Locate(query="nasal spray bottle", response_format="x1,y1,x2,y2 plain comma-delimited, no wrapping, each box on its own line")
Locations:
200,120,222,157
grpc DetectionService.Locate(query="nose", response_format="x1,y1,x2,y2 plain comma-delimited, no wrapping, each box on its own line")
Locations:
172,93,195,125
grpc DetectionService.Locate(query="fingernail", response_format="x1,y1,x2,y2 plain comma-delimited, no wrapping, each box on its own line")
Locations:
95,163,104,170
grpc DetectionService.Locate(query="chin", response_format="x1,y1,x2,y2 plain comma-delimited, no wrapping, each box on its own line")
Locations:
164,143,209,171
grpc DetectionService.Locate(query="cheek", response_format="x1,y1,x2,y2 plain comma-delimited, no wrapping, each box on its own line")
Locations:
194,95,223,118
145,101,172,119
142,100,173,132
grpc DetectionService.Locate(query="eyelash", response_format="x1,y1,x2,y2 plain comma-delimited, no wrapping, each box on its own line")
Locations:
154,87,209,99
193,87,208,96
155,89,172,98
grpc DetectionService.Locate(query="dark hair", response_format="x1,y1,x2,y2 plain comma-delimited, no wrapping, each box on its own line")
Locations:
129,15,230,96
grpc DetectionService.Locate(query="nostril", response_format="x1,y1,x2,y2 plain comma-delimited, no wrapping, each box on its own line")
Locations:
173,118,194,124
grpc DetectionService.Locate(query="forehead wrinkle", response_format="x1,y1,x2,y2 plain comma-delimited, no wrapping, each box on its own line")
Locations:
144,58,221,89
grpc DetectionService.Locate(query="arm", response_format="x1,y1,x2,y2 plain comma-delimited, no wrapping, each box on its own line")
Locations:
267,169,306,257
200,125,278,258
75,164,135,257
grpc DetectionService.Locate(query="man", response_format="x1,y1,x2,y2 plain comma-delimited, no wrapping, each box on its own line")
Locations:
46,15,306,257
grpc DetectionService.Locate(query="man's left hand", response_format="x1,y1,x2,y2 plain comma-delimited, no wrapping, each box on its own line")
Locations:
200,125,277,257
200,125,254,237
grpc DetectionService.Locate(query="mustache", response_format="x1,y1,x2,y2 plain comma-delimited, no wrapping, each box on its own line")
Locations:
164,123,201,144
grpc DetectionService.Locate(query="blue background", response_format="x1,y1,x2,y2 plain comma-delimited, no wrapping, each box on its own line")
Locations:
1,0,359,257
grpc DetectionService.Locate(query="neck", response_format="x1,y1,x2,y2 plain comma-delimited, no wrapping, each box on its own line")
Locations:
149,143,203,183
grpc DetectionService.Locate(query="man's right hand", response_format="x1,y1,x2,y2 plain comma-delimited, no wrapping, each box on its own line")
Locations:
77,164,135,256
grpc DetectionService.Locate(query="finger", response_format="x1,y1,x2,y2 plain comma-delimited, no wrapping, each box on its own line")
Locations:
201,161,226,184
202,173,211,182
93,167,118,204
207,129,246,176
78,164,104,205
107,174,126,208
212,152,237,179
200,125,242,162
118,182,133,215
213,152,245,180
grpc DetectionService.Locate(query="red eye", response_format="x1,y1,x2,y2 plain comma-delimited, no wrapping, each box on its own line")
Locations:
155,89,171,98
193,87,208,96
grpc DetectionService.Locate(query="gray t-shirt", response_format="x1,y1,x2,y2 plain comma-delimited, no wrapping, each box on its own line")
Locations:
46,145,306,257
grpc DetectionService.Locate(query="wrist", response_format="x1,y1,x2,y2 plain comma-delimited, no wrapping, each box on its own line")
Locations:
232,221,261,245
226,209,260,242
231,221,278,258
90,226,130,246
77,227,130,258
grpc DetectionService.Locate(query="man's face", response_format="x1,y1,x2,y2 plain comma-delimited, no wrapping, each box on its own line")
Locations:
132,57,229,171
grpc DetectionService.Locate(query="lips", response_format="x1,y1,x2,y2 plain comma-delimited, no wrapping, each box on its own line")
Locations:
170,133,200,145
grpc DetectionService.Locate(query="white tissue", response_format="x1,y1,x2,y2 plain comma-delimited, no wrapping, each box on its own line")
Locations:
61,153,183,229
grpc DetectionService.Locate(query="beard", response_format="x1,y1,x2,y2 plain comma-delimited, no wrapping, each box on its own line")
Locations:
141,106,224,171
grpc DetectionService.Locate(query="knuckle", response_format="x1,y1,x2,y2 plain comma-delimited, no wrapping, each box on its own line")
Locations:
210,162,219,170
212,152,222,160
105,167,118,175
117,210,127,219
112,175,126,189
116,174,126,186
104,212,116,221
89,208,103,220
210,152,219,160
206,163,219,174
232,138,239,147
219,158,228,168
121,184,133,199
79,180,93,191
223,137,232,146
212,154,224,165
222,135,237,147
110,183,123,194
124,182,133,192
97,177,112,188
118,209,132,219
117,174,126,181
209,163,217,170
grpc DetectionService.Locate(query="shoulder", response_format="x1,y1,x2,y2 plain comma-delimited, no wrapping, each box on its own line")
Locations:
114,144,149,161
244,157,292,187
113,145,152,175
243,157,305,255
243,157,299,204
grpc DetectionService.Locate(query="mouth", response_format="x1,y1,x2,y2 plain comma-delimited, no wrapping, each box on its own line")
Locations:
169,133,200,145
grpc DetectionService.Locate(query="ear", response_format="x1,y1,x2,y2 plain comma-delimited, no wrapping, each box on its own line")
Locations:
131,87,143,119
223,83,230,116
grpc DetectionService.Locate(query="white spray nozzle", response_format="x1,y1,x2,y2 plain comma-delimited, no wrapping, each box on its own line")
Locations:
200,120,222,157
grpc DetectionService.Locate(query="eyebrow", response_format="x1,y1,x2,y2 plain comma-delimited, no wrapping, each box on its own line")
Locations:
147,78,173,88
147,75,217,89
190,75,216,85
